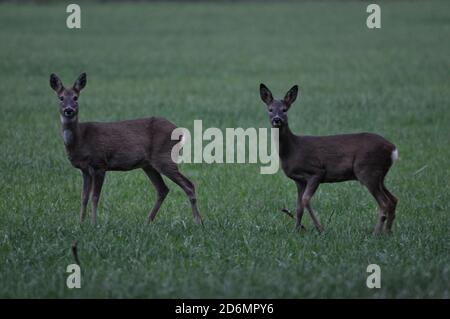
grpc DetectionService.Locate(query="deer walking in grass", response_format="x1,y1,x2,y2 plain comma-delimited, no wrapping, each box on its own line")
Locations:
50,73,203,225
259,84,398,234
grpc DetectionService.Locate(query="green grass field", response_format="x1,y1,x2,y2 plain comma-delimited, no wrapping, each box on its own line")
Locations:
0,1,449,298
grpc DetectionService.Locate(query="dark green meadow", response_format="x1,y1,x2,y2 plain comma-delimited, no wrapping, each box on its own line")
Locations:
0,1,449,298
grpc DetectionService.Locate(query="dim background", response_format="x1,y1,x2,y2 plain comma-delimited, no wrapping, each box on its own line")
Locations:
0,0,449,298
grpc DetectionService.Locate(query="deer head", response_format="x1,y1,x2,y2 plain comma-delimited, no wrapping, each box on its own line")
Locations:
259,83,298,128
50,73,87,122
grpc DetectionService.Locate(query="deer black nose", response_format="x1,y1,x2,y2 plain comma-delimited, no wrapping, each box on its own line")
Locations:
272,117,282,126
64,108,74,117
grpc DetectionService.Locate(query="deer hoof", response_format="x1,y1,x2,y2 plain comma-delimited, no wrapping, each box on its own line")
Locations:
145,216,155,225
194,216,204,226
373,229,383,236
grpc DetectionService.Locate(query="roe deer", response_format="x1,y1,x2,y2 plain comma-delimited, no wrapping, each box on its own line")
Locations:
259,84,398,234
50,73,203,225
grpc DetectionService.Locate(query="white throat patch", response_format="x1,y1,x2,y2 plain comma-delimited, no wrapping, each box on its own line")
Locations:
63,129,74,146
60,115,77,125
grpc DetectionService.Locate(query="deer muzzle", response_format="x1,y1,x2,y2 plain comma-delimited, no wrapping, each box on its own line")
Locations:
271,117,283,127
63,108,75,118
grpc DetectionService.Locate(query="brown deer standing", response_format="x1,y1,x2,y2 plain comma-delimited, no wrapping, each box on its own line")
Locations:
50,73,203,225
259,84,398,234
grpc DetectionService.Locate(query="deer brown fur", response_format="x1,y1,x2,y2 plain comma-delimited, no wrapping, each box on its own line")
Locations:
260,84,398,234
50,73,203,225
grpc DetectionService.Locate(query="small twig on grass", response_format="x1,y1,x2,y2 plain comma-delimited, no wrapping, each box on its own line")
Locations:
327,209,336,226
413,165,428,176
280,208,294,219
71,241,80,266
280,208,306,230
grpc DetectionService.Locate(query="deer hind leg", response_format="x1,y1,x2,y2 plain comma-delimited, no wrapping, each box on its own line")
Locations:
143,166,169,224
381,184,397,233
80,170,92,223
306,202,323,233
360,174,390,235
158,164,203,225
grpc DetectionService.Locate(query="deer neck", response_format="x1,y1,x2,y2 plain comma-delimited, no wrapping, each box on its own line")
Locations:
60,115,80,148
277,124,296,158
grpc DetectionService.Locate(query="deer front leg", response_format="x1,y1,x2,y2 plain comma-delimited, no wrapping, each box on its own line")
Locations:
91,170,105,225
80,170,92,223
302,176,323,233
295,181,306,230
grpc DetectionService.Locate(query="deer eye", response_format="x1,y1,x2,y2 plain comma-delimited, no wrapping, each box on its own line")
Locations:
73,96,78,101
269,108,273,113
282,108,287,113
59,96,64,101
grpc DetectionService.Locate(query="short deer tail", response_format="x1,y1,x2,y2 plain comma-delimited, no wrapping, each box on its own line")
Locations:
391,148,399,163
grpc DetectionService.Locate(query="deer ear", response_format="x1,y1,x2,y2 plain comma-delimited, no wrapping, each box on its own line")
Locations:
73,73,87,92
284,85,298,107
260,83,273,105
50,73,63,93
